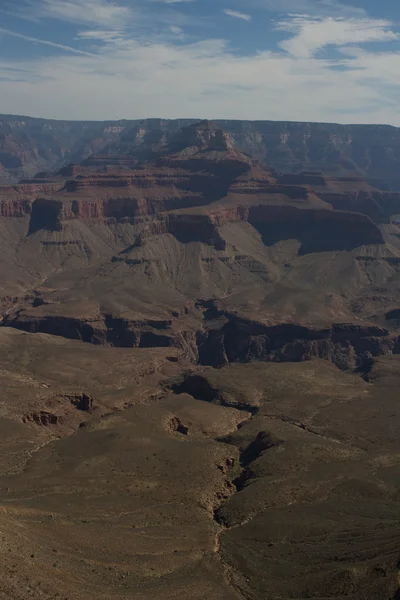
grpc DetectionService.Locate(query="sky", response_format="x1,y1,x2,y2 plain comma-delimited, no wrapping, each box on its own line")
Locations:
0,0,400,124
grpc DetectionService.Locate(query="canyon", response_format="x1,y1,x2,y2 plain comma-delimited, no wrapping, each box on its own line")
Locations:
0,118,400,600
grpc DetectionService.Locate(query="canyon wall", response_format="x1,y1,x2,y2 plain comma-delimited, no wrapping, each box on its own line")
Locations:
2,115,400,190
5,309,399,372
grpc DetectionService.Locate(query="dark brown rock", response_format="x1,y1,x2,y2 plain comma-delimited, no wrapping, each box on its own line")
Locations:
67,393,94,412
23,411,60,426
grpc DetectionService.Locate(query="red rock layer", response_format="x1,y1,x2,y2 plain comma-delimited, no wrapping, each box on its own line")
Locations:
0,199,31,217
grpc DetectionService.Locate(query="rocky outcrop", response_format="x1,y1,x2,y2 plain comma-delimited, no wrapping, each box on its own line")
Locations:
23,411,60,426
3,313,175,348
318,191,400,223
197,317,399,370
133,202,383,254
167,417,189,435
0,180,64,219
13,182,63,196
0,199,31,217
276,172,400,222
108,203,383,255
130,214,227,250
66,393,94,411
161,120,237,156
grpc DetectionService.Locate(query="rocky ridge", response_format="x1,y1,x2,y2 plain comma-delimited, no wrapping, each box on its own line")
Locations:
2,115,400,190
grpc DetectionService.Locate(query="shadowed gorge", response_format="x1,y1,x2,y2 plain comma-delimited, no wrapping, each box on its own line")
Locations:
28,199,63,234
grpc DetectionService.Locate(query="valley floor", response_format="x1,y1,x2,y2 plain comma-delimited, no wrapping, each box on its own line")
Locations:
0,329,400,599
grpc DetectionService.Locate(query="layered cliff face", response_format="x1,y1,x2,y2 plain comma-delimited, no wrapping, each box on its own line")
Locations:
2,115,400,190
0,120,399,375
0,122,329,224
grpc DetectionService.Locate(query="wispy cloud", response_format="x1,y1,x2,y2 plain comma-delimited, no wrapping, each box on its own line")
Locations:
76,30,125,43
223,9,252,22
0,27,96,55
11,0,197,43
276,15,398,58
170,25,184,34
253,0,366,17
24,0,133,29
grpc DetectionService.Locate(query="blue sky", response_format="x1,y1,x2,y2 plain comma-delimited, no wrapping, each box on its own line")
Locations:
0,0,400,123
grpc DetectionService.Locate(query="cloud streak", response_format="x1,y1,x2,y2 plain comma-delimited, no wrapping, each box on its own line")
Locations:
223,9,252,22
24,0,133,29
0,27,96,55
254,0,366,17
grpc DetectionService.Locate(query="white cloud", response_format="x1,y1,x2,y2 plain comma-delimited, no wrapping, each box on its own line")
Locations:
0,10,400,125
223,9,252,22
277,15,398,58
